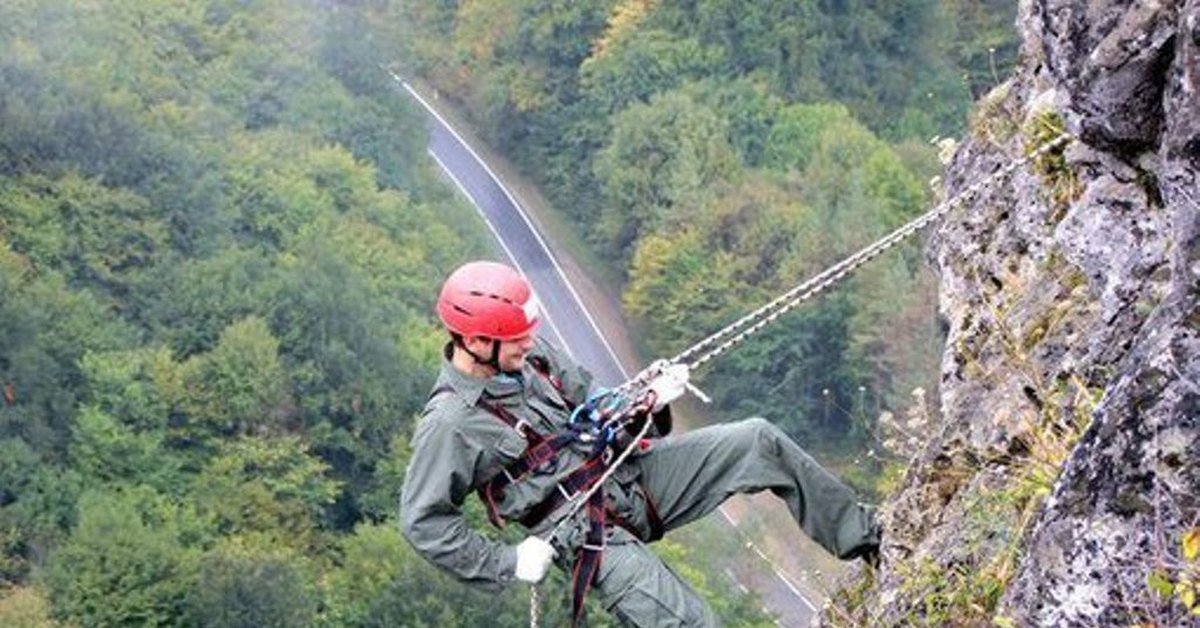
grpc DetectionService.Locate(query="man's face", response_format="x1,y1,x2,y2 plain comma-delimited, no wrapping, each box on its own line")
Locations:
463,334,535,373
495,334,535,372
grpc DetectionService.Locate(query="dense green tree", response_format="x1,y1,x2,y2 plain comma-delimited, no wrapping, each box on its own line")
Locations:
185,541,319,628
325,522,533,627
653,0,828,100
0,439,82,587
1,1,494,620
580,29,723,114
788,117,925,267
190,435,339,553
594,89,739,260
179,316,290,437
706,298,870,441
68,406,176,490
0,174,166,293
813,0,968,138
624,230,742,356
44,489,199,627
845,249,943,417
136,248,274,357
0,248,137,454
684,78,780,168
763,103,854,173
944,0,1021,98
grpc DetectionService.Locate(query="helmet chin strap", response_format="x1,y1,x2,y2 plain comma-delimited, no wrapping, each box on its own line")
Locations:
460,338,503,372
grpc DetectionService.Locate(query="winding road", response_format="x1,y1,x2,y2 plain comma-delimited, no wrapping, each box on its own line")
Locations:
394,74,820,627
398,84,627,388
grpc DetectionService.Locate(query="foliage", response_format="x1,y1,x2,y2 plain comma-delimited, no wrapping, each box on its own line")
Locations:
943,0,1022,99
0,173,166,293
0,439,82,587
43,489,200,627
324,522,533,627
1144,528,1200,619
1025,110,1081,215
0,0,1029,621
594,89,739,261
184,540,318,628
763,103,854,173
0,0,498,623
0,586,60,628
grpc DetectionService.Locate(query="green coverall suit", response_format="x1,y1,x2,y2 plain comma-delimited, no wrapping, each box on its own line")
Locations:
400,338,879,627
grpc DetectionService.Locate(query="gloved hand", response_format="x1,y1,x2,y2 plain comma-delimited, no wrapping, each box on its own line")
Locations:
648,363,690,412
514,536,556,584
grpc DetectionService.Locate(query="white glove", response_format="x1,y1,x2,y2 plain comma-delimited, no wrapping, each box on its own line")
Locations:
648,363,690,412
514,536,556,584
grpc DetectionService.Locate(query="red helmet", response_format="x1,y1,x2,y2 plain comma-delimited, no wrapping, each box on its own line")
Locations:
436,261,541,340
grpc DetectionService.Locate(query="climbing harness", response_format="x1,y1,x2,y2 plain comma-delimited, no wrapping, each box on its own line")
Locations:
522,132,1074,627
465,356,666,628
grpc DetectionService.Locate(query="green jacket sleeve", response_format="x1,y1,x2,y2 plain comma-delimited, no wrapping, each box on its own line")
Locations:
399,407,517,592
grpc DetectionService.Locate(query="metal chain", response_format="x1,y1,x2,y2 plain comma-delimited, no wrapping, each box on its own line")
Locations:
672,132,1073,371
530,584,540,628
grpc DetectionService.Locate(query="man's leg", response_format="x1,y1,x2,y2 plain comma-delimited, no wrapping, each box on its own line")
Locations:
591,535,717,627
632,417,878,559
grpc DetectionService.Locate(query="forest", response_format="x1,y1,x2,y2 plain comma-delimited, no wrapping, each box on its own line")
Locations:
398,0,1017,473
0,0,1016,625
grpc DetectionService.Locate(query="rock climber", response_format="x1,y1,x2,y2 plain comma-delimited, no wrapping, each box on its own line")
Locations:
400,260,879,626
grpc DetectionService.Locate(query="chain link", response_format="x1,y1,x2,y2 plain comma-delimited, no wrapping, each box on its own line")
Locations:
530,584,540,628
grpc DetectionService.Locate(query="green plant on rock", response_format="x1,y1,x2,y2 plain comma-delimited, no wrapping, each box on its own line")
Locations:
968,81,1019,147
1138,527,1200,625
893,555,1010,627
1024,111,1081,217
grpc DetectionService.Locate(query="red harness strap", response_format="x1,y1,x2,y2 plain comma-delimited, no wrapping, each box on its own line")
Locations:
472,397,579,528
471,397,611,626
431,365,660,627
571,491,607,625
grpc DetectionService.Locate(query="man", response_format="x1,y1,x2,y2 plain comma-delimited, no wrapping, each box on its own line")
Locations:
400,260,879,627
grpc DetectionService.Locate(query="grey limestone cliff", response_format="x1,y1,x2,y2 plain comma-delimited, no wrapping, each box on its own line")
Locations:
825,1,1199,626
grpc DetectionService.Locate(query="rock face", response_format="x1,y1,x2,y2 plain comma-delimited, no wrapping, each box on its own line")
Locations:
825,1,1198,626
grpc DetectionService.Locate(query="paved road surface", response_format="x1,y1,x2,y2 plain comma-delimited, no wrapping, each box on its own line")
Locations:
397,76,818,627
406,89,627,388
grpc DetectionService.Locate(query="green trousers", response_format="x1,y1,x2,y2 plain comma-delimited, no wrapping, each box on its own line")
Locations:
591,417,878,627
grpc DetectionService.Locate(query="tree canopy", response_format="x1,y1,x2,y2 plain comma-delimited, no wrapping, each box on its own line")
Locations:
398,0,1010,456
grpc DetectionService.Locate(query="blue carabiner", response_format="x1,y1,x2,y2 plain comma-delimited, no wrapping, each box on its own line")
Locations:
571,387,615,425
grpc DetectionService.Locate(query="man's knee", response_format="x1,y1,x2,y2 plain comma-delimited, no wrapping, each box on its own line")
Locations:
735,417,786,457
